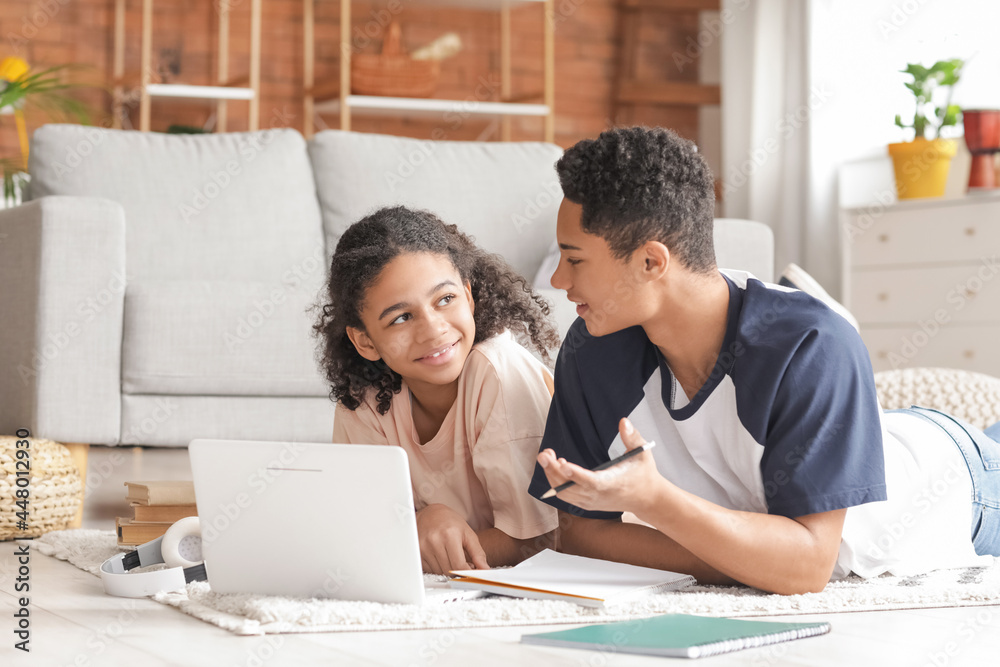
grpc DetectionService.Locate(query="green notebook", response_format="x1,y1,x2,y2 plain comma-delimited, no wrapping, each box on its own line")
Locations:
521,614,831,659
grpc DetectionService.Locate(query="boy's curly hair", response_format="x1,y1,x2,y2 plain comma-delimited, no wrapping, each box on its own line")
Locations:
314,205,561,415
556,125,717,273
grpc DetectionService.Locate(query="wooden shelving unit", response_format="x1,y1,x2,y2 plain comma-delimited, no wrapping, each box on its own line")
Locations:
612,0,721,119
303,0,555,142
112,0,263,132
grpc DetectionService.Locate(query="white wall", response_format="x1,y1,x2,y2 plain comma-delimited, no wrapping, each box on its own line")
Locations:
722,0,1000,295
808,0,1000,291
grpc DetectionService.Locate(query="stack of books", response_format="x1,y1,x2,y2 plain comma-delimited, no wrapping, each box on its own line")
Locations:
116,481,197,546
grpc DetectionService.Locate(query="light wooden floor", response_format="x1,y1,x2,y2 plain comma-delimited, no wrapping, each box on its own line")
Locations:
3,445,1000,666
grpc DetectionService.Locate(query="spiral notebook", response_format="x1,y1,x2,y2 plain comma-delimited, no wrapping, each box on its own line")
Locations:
521,614,831,659
449,549,695,608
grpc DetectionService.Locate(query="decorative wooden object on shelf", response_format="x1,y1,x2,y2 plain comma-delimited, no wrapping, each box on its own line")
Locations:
351,23,440,98
112,0,262,132
303,0,555,142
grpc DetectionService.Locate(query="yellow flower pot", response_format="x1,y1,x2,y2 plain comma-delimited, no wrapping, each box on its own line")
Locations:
887,138,958,200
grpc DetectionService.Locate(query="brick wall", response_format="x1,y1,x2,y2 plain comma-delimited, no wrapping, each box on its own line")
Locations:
0,0,716,157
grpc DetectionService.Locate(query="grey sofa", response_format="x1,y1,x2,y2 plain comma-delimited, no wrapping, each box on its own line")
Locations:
0,125,772,447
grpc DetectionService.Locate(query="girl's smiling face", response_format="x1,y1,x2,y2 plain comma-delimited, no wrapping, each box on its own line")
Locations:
347,251,476,394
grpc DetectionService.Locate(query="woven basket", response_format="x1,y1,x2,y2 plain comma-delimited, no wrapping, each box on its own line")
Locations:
351,22,440,98
1,436,82,540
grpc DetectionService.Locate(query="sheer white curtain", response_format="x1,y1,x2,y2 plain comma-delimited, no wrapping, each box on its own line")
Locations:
720,0,841,294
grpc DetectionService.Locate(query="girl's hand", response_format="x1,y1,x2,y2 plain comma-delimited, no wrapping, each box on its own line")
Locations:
537,418,666,516
415,503,490,574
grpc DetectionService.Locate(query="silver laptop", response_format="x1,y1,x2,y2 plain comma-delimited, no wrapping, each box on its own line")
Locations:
189,439,434,605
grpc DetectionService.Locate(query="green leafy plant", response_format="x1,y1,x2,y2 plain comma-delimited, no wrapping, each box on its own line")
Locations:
0,65,90,121
894,59,964,141
1,62,92,207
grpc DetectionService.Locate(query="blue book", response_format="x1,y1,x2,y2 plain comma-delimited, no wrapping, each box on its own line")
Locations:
521,613,831,659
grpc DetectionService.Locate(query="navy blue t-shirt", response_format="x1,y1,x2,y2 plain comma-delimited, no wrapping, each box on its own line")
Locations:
528,271,887,520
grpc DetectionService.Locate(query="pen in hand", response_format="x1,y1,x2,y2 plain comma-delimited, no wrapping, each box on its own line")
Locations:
541,441,657,499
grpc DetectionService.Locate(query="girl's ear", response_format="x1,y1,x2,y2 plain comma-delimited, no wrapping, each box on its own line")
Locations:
346,326,381,362
465,280,475,315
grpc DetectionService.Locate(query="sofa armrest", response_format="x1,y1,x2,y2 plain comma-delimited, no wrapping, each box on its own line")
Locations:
0,196,126,444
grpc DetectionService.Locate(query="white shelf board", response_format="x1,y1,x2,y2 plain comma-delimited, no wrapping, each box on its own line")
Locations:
314,94,549,118
146,84,255,101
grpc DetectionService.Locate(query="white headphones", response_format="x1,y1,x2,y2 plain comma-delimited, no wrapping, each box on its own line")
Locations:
100,517,209,598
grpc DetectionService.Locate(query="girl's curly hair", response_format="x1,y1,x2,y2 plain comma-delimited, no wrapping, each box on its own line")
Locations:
314,205,561,416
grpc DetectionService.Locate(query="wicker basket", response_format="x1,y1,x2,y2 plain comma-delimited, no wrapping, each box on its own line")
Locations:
351,22,440,98
1,436,81,540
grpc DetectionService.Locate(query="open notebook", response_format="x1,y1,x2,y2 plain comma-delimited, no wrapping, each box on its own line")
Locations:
449,549,695,608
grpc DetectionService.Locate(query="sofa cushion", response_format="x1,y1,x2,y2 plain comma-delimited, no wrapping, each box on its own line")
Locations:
28,125,326,291
122,281,328,397
308,130,563,281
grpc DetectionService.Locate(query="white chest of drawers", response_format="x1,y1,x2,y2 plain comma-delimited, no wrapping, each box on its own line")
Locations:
841,191,1000,374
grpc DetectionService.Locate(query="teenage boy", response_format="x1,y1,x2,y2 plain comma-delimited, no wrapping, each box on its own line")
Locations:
528,126,998,595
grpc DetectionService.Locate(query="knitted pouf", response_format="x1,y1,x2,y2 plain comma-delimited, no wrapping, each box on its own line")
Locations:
0,436,82,540
874,367,1000,431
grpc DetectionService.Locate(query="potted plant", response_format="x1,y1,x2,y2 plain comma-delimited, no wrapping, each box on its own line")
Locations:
888,58,963,200
1,56,90,207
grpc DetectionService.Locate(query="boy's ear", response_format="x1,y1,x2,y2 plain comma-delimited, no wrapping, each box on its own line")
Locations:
346,326,381,362
640,241,670,281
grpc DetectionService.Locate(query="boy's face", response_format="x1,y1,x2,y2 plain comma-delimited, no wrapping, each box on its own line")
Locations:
347,251,476,394
550,199,648,337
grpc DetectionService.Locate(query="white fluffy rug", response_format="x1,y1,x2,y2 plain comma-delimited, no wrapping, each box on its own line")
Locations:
23,529,1000,636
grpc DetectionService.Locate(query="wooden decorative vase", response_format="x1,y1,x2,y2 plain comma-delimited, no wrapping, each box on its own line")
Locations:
963,109,1000,190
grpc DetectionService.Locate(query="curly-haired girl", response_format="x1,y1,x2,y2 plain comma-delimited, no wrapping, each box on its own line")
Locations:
315,205,561,574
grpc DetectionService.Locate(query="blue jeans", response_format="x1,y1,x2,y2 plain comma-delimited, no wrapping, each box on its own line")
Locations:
893,406,1000,557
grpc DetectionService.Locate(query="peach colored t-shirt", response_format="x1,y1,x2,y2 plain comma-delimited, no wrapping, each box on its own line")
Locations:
332,331,558,540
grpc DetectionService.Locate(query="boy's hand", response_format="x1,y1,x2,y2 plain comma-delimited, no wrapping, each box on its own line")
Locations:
415,503,490,574
537,418,666,516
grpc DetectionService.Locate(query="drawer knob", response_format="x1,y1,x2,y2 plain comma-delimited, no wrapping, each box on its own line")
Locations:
878,234,890,243
965,227,976,236
877,350,888,359
964,288,977,300
877,292,889,302
964,350,975,359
